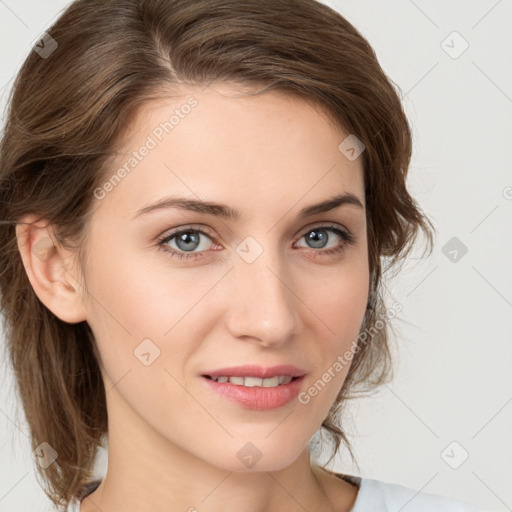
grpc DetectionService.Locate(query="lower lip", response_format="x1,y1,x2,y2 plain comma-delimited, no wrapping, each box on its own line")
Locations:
201,375,306,410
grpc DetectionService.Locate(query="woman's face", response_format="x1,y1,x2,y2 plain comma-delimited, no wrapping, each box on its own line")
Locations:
79,83,369,472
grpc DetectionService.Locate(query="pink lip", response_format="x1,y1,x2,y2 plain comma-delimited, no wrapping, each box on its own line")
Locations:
202,374,306,410
201,364,307,379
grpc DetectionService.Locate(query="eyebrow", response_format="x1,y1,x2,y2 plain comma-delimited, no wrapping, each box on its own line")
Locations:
132,192,364,221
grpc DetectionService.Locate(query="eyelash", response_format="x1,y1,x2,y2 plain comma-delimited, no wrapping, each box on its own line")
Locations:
157,223,356,262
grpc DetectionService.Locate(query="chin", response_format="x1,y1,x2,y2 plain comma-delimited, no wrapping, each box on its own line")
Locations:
202,437,307,473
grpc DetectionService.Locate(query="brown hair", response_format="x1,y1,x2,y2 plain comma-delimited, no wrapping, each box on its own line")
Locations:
0,0,434,508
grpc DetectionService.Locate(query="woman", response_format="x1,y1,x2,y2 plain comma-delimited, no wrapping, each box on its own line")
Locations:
0,0,479,510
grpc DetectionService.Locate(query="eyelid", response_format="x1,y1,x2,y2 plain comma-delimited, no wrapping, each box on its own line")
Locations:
157,223,217,244
295,222,353,240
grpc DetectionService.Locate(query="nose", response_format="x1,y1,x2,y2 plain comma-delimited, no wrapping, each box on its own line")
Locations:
224,248,299,348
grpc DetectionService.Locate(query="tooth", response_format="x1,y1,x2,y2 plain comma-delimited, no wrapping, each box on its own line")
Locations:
262,376,280,387
243,377,263,387
216,375,294,387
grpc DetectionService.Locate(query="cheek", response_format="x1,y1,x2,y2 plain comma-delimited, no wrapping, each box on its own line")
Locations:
304,248,369,341
81,252,197,429
85,242,207,335
298,248,369,399
83,248,227,386
326,270,369,338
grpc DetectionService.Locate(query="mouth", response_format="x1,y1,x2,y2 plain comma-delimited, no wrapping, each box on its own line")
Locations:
200,369,307,410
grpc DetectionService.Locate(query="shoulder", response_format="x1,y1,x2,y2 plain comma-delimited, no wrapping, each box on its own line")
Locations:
350,476,481,512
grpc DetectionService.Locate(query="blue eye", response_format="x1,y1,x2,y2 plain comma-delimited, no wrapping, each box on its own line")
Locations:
157,223,356,261
295,226,355,252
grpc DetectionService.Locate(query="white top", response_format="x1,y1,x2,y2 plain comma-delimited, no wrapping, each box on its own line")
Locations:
348,476,481,511
66,475,482,511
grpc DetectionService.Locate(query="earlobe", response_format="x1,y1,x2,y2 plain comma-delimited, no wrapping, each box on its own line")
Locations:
15,215,88,324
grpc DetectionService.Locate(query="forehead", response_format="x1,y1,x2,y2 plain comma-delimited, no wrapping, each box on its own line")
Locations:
96,84,365,221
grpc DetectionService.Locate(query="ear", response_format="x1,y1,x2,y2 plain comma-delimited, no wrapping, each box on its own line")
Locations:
15,215,88,324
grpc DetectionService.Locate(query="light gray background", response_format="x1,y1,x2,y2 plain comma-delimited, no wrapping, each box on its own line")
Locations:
0,1,511,511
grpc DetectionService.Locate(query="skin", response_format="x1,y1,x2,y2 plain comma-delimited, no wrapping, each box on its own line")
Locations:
16,83,369,512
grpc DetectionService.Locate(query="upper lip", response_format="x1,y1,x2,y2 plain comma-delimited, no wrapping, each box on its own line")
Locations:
202,365,307,379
